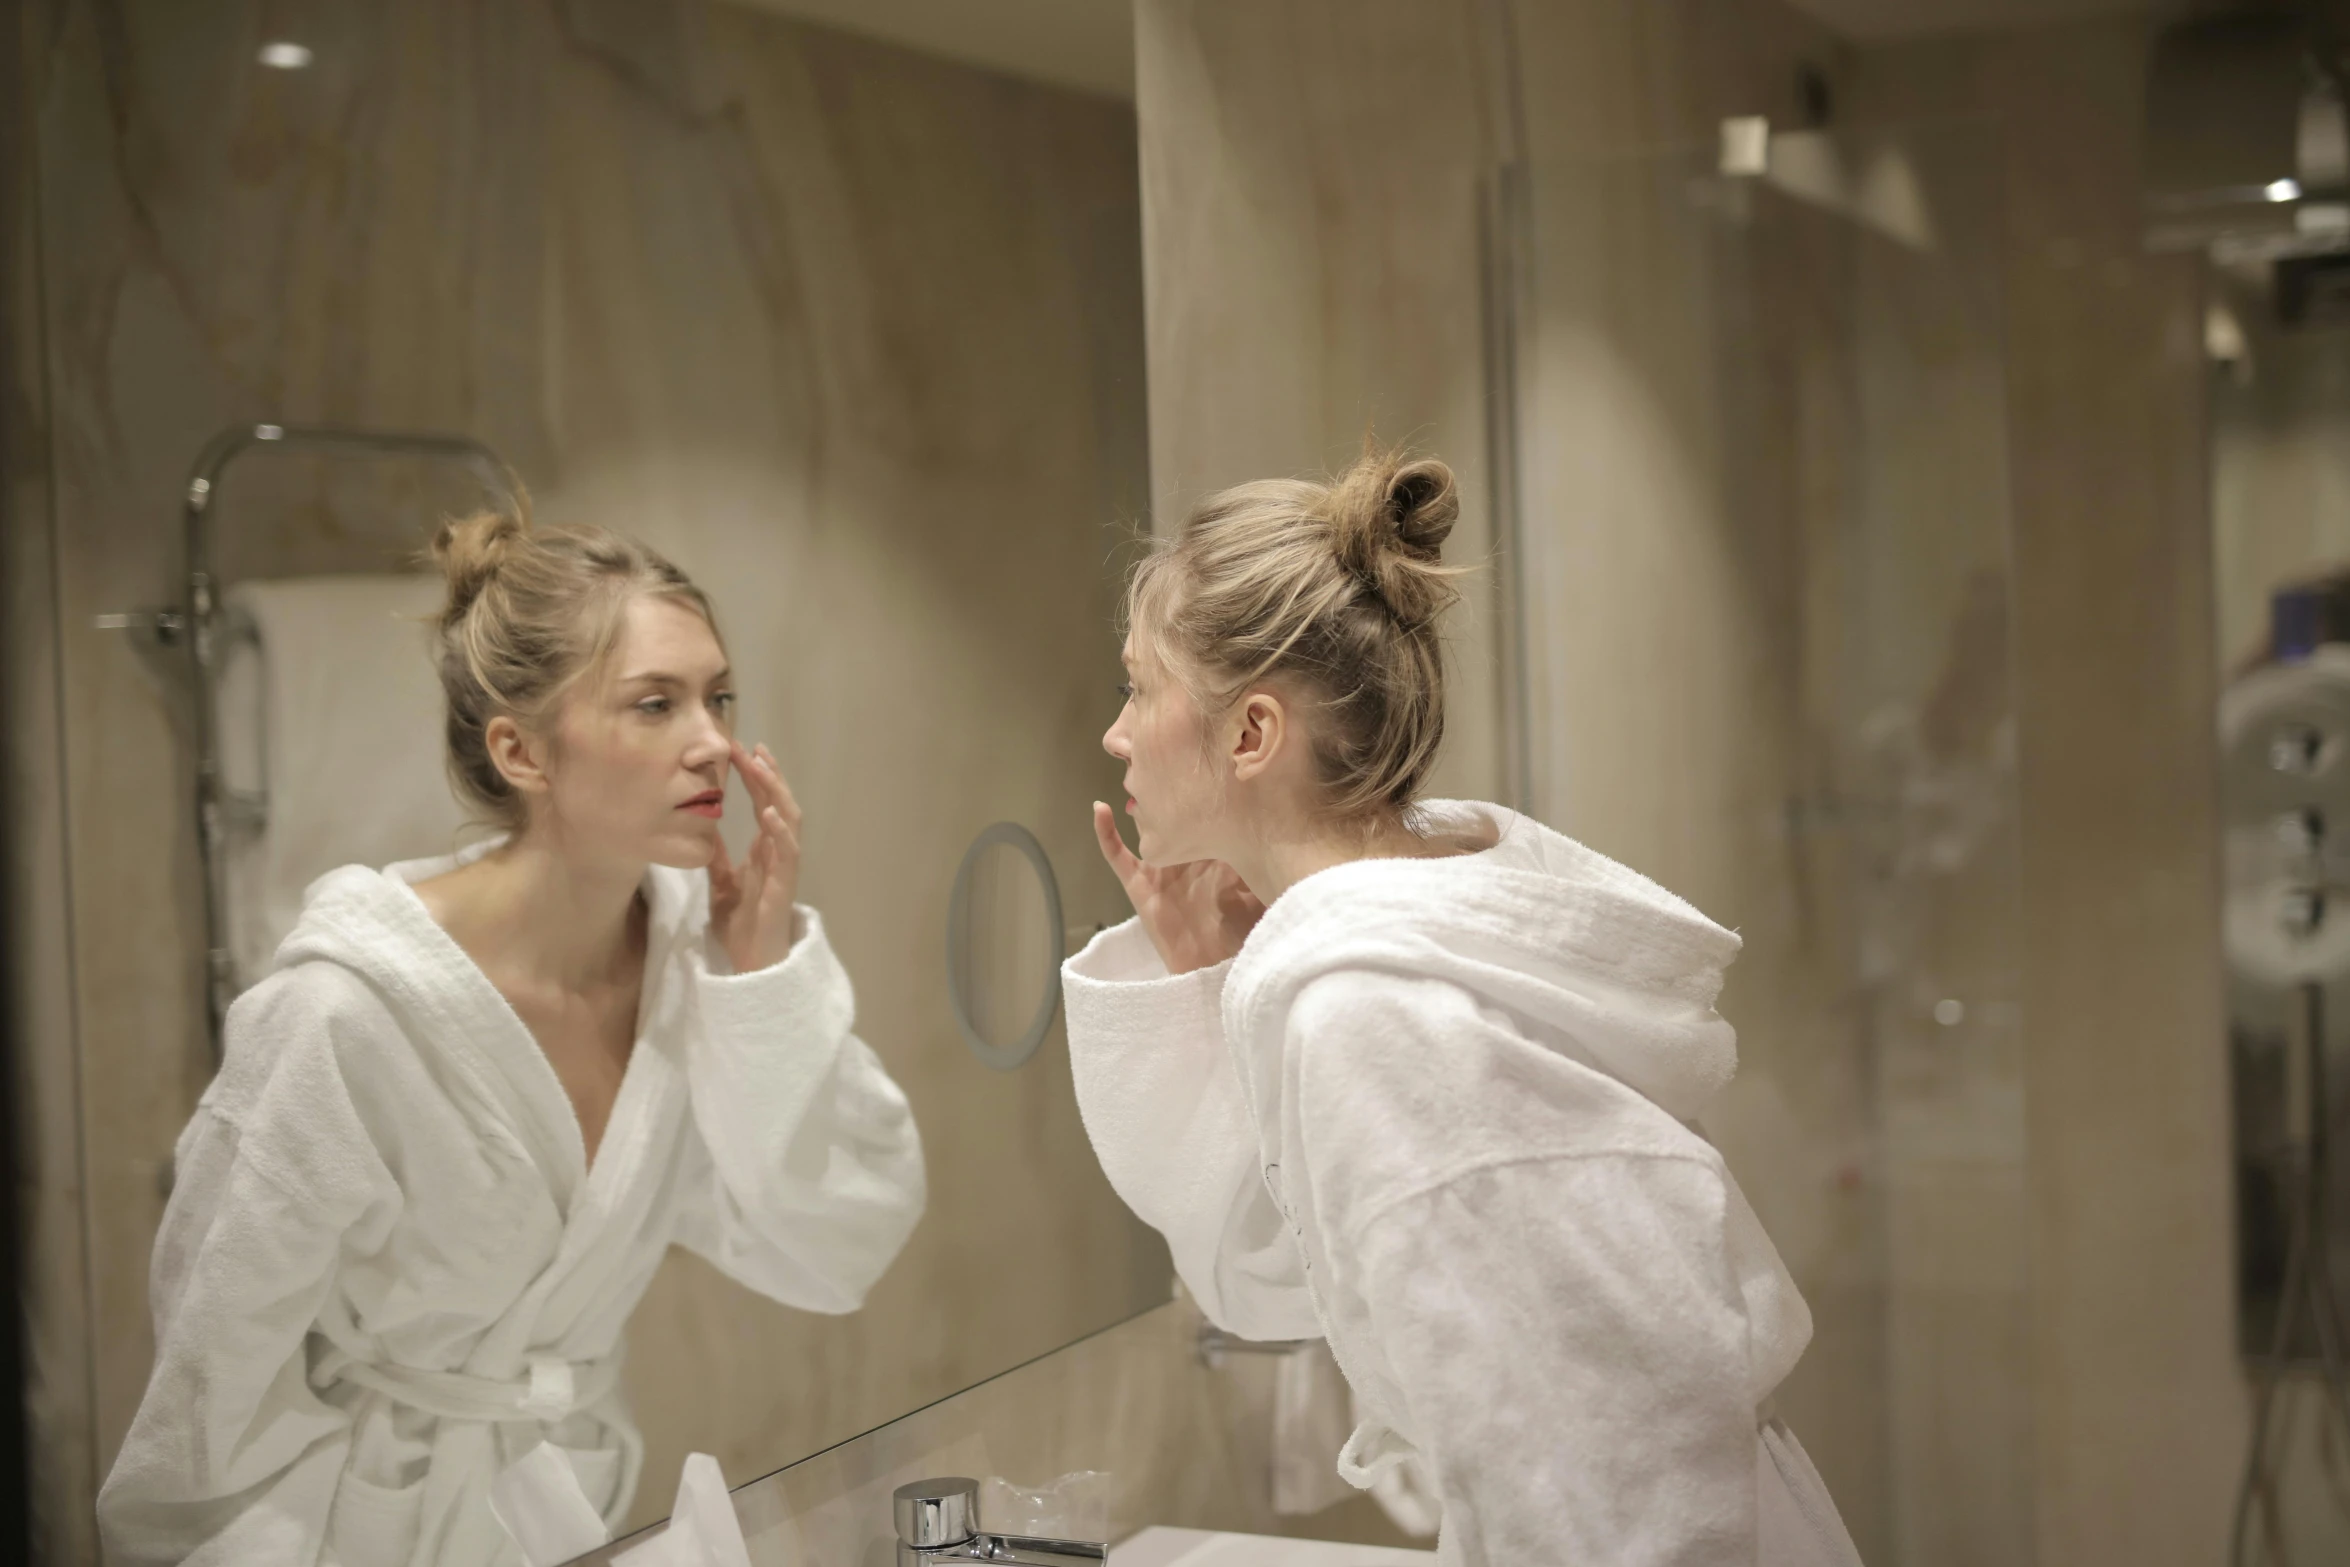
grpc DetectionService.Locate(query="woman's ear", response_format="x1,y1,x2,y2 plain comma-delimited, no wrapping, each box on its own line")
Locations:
485,714,552,799
1227,690,1289,784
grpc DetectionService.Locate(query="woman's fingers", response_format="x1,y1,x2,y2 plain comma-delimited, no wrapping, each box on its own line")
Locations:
732,740,802,831
707,835,740,904
728,742,771,817
761,806,795,869
1093,801,1143,884
754,743,802,827
728,741,770,819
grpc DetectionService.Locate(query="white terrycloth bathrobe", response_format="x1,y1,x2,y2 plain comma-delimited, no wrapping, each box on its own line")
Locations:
1062,801,1863,1567
98,850,928,1567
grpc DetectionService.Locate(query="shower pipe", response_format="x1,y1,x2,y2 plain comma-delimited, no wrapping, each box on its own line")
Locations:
97,423,525,1066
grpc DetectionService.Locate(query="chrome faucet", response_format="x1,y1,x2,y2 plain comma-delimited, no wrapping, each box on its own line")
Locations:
892,1477,1107,1566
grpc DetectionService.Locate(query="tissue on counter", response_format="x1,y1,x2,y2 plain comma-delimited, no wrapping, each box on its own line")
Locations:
614,1453,755,1567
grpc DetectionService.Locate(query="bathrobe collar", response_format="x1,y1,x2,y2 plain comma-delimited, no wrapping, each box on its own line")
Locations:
1225,800,1744,1125
272,840,705,1216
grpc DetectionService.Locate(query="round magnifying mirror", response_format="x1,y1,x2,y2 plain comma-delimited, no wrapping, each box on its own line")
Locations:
945,822,1065,1070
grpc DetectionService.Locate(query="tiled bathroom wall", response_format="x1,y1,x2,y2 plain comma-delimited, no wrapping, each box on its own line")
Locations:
7,0,1170,1554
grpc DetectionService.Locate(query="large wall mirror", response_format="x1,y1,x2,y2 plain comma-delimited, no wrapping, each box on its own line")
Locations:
5,0,1163,1551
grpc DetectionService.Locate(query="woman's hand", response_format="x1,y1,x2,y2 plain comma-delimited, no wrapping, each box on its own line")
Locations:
1091,801,1264,975
709,741,804,973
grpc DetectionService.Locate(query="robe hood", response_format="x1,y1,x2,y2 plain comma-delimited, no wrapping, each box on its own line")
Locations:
1225,800,1744,1124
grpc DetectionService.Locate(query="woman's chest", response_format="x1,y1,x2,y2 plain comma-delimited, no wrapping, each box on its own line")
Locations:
339,1060,692,1336
506,981,642,1168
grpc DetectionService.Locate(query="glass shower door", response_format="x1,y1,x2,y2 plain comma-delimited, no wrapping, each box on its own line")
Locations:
1512,121,2025,1567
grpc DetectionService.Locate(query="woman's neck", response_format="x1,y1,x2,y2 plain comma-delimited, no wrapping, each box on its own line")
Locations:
1228,810,1431,906
432,830,648,992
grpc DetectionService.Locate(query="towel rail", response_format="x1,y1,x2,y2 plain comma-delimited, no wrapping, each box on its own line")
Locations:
100,422,524,1064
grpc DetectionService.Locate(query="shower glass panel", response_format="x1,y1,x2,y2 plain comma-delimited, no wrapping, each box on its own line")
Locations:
1514,121,2025,1567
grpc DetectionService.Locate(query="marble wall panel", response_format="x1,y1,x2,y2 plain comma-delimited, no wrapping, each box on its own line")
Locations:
20,0,1166,1547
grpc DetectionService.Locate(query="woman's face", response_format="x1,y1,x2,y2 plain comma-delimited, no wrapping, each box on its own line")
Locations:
1103,631,1227,866
532,595,736,869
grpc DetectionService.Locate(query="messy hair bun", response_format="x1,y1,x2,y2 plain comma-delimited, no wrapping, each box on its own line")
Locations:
427,501,721,829
1327,453,1462,630
1127,442,1469,817
431,508,528,623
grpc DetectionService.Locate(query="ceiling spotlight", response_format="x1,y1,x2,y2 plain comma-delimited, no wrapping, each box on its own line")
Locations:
257,41,313,70
2267,177,2303,203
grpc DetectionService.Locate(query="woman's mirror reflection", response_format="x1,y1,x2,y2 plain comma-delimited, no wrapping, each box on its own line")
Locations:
97,515,925,1564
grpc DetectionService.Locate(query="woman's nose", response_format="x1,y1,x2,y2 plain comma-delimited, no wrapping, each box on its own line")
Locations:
1101,717,1129,762
685,712,730,765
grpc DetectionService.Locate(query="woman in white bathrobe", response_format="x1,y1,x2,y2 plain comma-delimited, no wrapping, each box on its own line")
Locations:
97,514,927,1567
1061,448,1863,1567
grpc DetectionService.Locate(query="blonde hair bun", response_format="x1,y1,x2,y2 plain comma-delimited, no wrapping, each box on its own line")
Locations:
1327,451,1461,629
430,508,527,622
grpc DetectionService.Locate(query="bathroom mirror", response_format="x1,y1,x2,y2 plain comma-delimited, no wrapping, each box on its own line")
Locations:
946,823,1066,1072
2,0,1168,1549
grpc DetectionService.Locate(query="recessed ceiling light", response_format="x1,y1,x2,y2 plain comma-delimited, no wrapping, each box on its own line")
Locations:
257,41,313,70
2267,177,2303,203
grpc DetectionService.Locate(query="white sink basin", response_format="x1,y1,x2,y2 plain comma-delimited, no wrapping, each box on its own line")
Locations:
1112,1527,1436,1566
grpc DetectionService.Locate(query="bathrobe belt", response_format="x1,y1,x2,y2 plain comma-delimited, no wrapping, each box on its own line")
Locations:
313,1347,620,1425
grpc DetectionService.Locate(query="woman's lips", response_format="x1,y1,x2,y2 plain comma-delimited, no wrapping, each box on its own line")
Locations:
680,792,723,819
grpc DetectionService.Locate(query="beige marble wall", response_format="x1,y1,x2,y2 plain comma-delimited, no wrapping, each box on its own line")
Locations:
568,1296,1413,1566
13,0,1168,1550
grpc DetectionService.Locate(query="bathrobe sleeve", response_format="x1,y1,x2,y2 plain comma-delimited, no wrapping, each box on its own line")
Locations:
1290,971,1759,1567
675,906,927,1314
97,966,404,1567
1062,919,1320,1342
